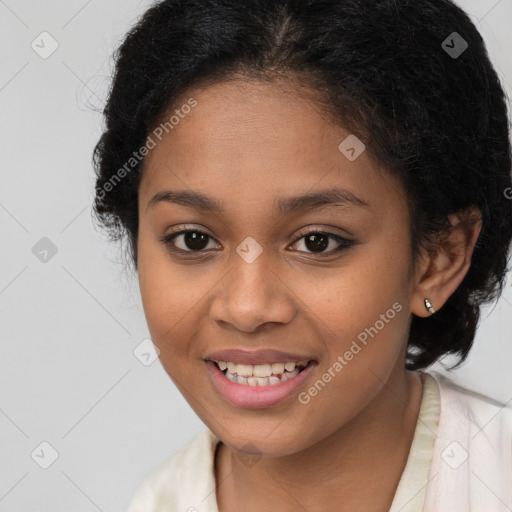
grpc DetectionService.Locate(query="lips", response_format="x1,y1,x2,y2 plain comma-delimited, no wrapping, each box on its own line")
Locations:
205,348,315,365
205,359,317,408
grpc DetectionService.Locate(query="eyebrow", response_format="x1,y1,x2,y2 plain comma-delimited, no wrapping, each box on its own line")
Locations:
146,187,370,216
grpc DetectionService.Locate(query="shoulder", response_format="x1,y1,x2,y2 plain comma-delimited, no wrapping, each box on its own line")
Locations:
126,427,221,512
422,371,512,508
425,369,512,437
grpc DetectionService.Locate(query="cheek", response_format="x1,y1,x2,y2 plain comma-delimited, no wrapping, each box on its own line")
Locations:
137,233,186,349
300,239,410,345
136,234,216,363
292,295,409,448
293,241,411,411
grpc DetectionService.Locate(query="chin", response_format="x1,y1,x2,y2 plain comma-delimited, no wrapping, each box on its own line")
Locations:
214,424,316,459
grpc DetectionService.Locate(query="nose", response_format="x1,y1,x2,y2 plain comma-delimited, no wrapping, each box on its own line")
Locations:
209,250,295,333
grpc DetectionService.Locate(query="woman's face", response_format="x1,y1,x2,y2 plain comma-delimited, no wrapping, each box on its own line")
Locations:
137,79,422,456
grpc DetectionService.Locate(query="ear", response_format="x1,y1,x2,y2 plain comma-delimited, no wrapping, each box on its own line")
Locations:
410,206,483,318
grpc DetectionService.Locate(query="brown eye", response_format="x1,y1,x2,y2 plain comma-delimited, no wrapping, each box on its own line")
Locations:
290,230,355,255
304,233,329,252
161,230,220,252
160,228,356,257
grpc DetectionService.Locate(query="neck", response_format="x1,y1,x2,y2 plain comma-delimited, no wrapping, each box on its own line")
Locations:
215,368,423,512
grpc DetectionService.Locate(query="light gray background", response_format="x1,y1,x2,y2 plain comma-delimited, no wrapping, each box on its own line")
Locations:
1,0,511,510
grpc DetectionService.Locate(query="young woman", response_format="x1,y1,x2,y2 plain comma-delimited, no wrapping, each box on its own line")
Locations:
92,0,512,510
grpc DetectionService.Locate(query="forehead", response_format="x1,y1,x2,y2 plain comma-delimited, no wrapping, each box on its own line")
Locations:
139,79,407,219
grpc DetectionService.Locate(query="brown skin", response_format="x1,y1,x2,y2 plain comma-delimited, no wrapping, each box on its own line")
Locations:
136,78,482,511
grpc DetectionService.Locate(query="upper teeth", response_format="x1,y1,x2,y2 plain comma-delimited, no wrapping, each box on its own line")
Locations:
215,360,309,377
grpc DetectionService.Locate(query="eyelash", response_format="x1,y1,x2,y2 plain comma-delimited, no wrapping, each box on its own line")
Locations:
159,227,356,257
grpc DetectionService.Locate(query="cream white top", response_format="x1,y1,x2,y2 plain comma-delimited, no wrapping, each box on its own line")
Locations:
127,370,512,511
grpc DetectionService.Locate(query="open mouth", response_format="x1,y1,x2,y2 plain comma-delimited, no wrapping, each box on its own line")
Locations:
212,359,314,386
205,358,318,408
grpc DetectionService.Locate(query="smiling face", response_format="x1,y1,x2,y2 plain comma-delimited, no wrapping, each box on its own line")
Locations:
137,77,422,456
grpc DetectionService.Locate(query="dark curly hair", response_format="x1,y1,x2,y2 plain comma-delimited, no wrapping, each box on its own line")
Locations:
92,0,512,371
